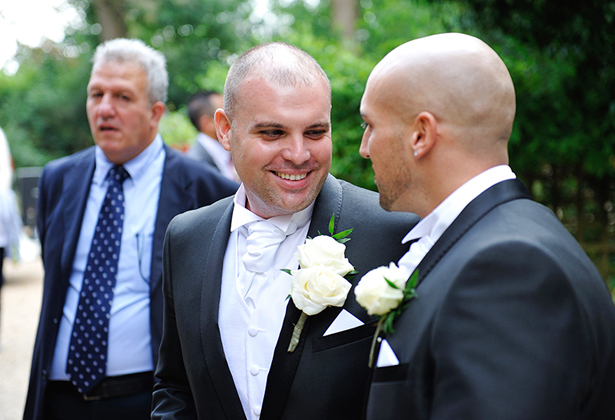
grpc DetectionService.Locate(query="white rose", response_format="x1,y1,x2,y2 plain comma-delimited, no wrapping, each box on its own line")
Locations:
354,262,410,316
296,235,354,276
289,265,352,316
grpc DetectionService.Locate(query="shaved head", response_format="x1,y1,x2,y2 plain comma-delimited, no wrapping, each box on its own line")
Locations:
360,33,517,215
368,33,515,155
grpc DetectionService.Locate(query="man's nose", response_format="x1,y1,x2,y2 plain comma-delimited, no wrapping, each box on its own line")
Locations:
359,131,371,159
98,94,115,117
282,135,311,164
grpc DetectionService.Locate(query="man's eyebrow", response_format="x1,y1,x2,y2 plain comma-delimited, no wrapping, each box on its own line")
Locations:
306,122,330,130
252,122,285,129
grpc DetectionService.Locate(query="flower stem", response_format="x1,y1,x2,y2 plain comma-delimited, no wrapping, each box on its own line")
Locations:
287,312,308,353
368,322,383,368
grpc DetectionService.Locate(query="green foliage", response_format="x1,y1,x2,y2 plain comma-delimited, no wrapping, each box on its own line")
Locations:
158,110,198,150
0,51,92,167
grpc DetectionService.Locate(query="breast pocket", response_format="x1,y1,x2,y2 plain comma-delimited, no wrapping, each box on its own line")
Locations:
312,322,377,352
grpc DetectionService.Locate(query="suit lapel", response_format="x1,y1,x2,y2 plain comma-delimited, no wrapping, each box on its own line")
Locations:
261,175,342,420
200,200,248,420
150,146,198,293
61,150,96,277
415,179,532,285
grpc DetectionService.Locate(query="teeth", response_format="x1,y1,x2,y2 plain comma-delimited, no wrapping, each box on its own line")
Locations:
276,172,307,181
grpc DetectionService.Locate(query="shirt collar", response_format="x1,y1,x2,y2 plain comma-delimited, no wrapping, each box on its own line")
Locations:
402,165,516,244
230,184,314,233
94,134,164,185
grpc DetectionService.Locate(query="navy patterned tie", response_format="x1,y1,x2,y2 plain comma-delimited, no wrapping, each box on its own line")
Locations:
66,165,129,394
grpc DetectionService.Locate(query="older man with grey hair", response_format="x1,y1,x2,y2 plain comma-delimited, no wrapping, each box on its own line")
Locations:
24,38,238,420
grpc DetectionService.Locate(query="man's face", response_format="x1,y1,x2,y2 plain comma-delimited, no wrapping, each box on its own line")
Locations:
359,79,414,212
217,76,332,219
86,61,164,164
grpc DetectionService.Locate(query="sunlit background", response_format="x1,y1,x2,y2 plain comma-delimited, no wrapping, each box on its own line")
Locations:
0,0,614,293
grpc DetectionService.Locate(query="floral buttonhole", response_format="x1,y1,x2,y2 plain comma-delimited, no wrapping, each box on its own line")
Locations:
282,214,358,353
355,263,419,367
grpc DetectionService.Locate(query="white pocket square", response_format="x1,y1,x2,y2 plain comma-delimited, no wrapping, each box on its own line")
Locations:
323,309,364,336
376,339,400,367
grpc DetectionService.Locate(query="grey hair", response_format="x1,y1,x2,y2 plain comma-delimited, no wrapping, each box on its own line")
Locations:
223,42,331,121
92,38,168,104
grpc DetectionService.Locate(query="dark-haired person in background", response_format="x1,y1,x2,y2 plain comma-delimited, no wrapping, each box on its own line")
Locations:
186,90,238,182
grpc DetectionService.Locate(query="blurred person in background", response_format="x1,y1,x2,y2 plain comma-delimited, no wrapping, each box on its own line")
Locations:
24,38,237,420
186,90,238,182
0,126,22,348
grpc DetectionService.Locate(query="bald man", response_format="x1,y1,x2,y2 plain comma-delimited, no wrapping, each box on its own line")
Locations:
359,33,615,420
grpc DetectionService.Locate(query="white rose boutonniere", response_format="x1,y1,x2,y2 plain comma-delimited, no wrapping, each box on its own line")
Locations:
355,263,419,367
284,215,357,352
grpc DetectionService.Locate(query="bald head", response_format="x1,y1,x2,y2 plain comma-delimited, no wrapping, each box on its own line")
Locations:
367,33,515,157
360,33,517,216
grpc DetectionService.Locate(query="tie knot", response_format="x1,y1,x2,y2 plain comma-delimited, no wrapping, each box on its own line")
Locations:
242,220,297,273
107,165,129,185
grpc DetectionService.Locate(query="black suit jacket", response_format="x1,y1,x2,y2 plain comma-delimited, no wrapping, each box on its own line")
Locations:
366,179,615,420
152,175,420,419
24,145,238,420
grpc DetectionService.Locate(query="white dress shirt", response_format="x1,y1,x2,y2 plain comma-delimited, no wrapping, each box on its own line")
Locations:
50,135,165,380
219,184,313,420
397,165,516,275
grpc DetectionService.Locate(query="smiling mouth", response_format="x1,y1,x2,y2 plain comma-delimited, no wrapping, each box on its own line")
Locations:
275,172,308,181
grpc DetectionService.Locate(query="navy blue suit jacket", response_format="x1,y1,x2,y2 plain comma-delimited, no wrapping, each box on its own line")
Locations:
24,144,238,420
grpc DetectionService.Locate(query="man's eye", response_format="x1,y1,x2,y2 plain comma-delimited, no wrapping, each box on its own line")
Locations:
361,122,369,130
262,130,284,137
306,130,327,138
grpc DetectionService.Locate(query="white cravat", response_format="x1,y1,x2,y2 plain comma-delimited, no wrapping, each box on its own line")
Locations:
219,184,313,420
240,219,299,310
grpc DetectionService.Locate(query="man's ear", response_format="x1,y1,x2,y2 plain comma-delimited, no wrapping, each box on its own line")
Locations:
411,111,437,159
215,109,232,152
150,101,166,124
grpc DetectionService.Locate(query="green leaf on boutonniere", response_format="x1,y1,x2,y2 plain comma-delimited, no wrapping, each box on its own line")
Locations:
281,268,292,276
366,269,419,367
328,214,353,243
380,270,419,335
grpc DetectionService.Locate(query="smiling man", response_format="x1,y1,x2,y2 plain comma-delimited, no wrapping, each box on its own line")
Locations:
24,38,238,420
151,42,419,420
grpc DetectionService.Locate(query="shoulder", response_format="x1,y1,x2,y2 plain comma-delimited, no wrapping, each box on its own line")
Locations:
43,147,95,174
168,195,233,233
163,145,238,195
40,147,95,186
338,179,420,230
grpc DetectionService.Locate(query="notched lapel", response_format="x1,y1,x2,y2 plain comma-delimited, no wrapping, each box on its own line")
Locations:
414,179,532,285
61,155,95,276
150,149,197,293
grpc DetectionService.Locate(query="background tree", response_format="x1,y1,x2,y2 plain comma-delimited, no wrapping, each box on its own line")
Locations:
0,0,613,293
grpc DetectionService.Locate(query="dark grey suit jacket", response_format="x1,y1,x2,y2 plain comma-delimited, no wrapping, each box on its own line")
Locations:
186,140,220,172
366,179,615,420
24,145,238,420
152,175,420,419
